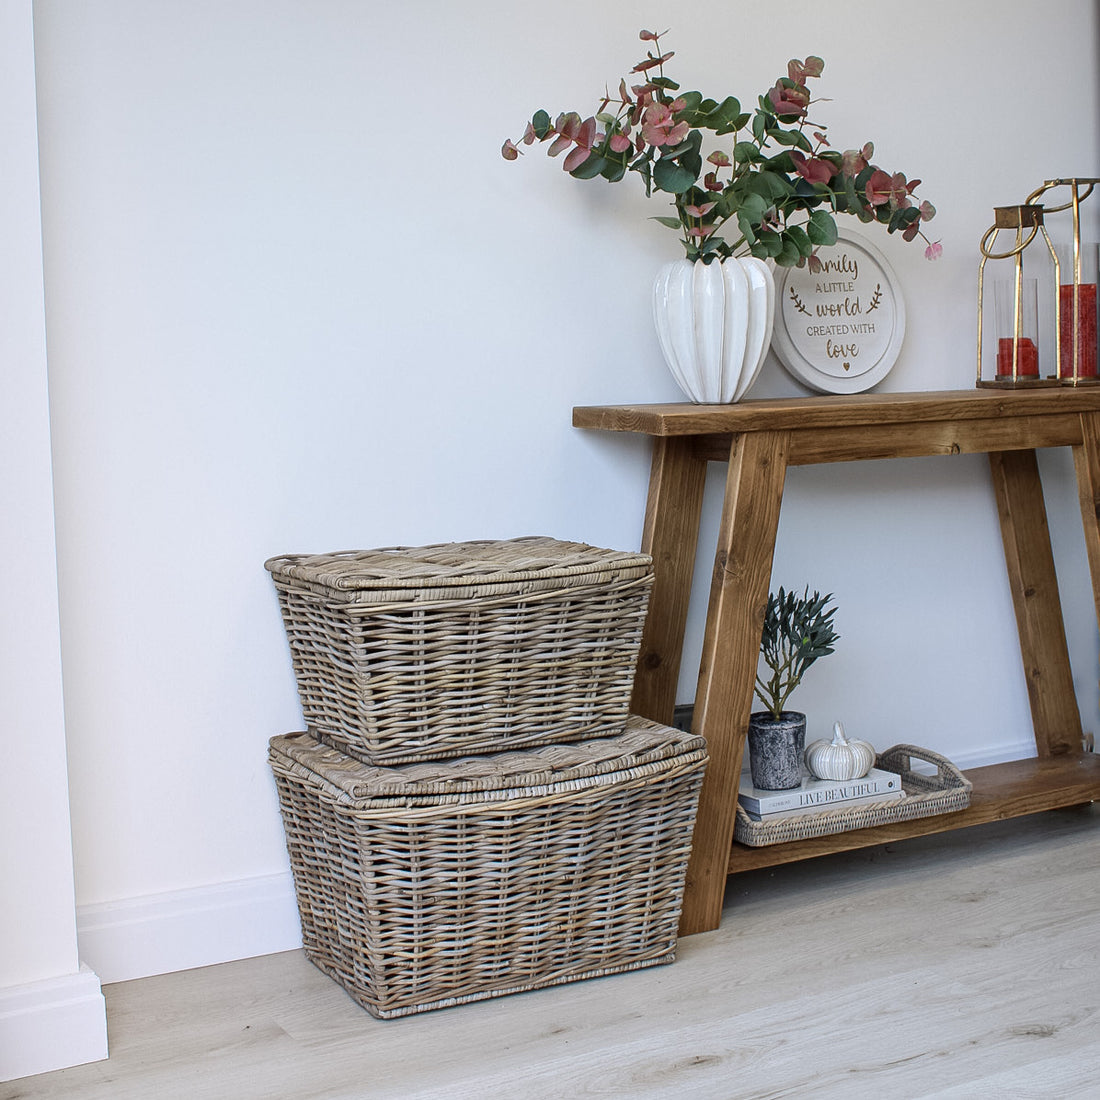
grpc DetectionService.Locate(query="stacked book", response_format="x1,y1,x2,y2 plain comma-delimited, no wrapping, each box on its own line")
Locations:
738,766,904,821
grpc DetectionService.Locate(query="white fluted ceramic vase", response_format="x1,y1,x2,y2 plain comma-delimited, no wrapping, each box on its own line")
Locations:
653,256,775,404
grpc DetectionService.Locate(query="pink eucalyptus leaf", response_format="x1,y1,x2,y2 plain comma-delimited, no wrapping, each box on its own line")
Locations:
865,169,893,205
609,133,632,153
925,241,943,261
920,200,936,221
632,50,673,74
548,133,572,157
684,202,717,217
563,144,591,172
791,150,836,185
707,150,731,167
841,147,868,177
667,120,690,144
501,139,520,161
768,81,809,117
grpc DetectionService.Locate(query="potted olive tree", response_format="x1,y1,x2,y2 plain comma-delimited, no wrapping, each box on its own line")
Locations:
749,587,840,790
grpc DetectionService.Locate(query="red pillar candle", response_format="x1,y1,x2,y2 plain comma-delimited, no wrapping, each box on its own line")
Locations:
997,337,1039,378
1058,282,1098,379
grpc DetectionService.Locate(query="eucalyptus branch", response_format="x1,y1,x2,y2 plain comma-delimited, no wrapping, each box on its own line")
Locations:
503,29,941,265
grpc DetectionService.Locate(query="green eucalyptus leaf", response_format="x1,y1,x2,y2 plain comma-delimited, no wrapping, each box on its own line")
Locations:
674,90,704,117
807,209,838,245
569,153,608,180
784,224,812,257
752,172,793,201
651,76,680,91
600,158,626,183
766,127,804,147
652,156,697,194
734,190,769,223
776,237,802,267
706,96,742,134
756,230,784,258
630,156,653,197
665,130,703,161
651,215,684,229
532,109,552,139
734,141,761,165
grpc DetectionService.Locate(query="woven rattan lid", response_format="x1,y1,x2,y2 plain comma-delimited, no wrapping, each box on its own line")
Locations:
269,716,706,807
264,536,652,602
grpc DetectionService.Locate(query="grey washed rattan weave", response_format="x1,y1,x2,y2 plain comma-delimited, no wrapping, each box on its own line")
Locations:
734,744,973,847
265,537,653,765
270,716,708,1019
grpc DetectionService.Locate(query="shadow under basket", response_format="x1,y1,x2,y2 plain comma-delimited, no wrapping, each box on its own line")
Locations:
270,716,707,1019
265,536,653,765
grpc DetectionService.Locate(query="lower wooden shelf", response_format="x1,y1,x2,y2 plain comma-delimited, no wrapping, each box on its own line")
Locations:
728,752,1100,873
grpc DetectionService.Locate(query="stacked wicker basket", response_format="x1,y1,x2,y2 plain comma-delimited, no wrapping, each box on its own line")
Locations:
265,536,707,1018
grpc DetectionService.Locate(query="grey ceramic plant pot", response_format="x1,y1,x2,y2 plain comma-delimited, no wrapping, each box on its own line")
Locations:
747,711,807,790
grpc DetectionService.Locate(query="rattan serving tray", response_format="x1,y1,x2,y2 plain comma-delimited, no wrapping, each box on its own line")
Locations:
265,536,653,764
734,744,972,847
270,716,707,1018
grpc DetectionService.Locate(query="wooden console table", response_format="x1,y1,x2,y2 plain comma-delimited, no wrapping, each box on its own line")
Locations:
573,388,1100,935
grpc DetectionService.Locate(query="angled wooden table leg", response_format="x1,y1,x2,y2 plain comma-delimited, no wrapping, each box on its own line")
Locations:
631,436,708,725
679,429,790,936
1073,410,1100,629
989,448,1082,756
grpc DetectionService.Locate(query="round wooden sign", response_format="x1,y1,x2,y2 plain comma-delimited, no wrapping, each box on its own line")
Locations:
771,230,906,393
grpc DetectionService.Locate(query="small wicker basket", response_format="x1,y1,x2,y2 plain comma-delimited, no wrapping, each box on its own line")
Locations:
734,743,973,847
265,536,653,765
270,716,707,1018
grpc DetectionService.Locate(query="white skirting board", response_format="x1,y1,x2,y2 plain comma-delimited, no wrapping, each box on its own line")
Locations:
0,965,108,1082
77,873,303,985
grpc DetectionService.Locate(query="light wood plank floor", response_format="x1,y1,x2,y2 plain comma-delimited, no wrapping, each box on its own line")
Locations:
11,805,1100,1100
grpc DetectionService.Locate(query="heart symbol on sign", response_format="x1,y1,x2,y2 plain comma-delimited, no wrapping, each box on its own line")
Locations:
843,362,851,371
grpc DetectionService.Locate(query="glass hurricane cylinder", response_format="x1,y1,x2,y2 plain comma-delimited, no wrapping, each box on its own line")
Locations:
1056,242,1098,380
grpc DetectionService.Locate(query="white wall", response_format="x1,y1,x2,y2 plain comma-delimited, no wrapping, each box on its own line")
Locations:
16,0,1099,1021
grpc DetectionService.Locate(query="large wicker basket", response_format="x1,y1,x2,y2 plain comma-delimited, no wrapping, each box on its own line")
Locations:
270,716,707,1018
265,537,653,765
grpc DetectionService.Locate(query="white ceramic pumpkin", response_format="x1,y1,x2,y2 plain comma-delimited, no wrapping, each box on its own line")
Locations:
804,721,875,781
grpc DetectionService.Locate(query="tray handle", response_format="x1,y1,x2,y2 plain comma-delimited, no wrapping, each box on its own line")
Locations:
876,743,972,792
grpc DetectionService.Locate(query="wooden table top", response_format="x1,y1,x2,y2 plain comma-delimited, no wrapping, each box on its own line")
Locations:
573,386,1100,436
